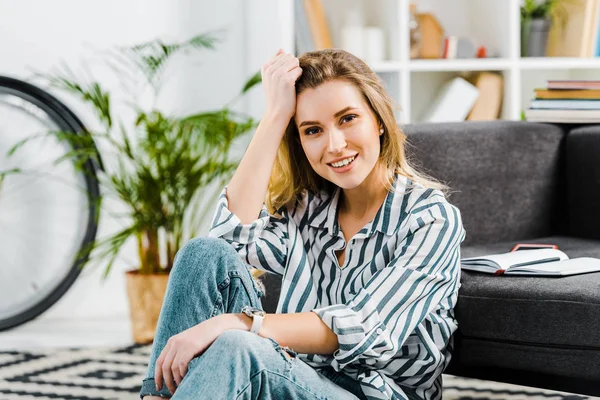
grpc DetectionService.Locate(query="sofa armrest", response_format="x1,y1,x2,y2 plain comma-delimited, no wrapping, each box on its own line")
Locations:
566,125,600,240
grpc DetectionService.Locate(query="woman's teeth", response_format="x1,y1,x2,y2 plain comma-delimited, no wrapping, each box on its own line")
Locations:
330,156,356,168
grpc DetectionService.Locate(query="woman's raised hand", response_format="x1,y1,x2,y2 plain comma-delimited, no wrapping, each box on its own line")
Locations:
261,49,303,122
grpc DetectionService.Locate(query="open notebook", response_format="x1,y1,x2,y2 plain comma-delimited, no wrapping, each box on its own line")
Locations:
461,248,600,276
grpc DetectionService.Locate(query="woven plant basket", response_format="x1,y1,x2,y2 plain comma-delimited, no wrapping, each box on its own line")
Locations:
125,270,170,344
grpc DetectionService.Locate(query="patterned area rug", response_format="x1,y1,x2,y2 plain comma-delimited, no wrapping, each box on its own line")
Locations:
0,344,596,400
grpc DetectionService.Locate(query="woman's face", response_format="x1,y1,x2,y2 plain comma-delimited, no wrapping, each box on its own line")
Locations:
294,79,383,190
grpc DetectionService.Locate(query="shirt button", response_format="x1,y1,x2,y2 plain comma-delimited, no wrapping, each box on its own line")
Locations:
376,328,383,335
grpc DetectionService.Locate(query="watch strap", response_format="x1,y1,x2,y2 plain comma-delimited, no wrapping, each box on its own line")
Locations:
250,313,264,335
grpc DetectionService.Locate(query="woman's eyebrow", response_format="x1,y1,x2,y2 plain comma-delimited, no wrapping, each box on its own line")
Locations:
298,106,358,128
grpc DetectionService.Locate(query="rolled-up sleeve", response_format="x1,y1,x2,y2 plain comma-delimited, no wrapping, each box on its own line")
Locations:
208,187,289,276
311,201,465,370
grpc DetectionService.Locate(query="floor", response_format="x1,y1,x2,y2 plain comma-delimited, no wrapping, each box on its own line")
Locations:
1,317,598,399
0,315,133,350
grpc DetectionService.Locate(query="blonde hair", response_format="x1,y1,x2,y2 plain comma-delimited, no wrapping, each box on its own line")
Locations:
265,48,447,215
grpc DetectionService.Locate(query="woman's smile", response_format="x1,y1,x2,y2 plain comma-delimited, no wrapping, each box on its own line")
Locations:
327,154,358,173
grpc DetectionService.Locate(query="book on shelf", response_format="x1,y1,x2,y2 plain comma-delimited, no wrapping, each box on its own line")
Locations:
420,77,479,122
547,80,600,90
530,99,600,109
525,108,600,122
466,72,503,120
295,0,315,54
302,0,333,50
546,0,600,57
534,87,600,99
461,248,600,276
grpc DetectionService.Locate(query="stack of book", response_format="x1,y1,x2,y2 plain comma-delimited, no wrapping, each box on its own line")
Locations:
524,80,600,123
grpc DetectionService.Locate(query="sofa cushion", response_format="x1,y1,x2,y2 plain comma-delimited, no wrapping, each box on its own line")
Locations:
566,125,600,241
404,121,568,246
453,236,600,382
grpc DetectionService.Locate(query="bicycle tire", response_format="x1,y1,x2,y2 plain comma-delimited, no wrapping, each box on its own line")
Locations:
0,75,102,331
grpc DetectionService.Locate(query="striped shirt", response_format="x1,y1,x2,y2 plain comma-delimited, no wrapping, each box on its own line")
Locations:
209,173,466,400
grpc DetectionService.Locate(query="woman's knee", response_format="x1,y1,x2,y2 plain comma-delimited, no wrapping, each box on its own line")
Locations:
213,330,263,348
175,237,234,262
201,331,297,378
170,237,241,279
210,330,271,357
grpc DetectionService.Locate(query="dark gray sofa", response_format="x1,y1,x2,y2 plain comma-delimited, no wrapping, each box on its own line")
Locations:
258,120,600,397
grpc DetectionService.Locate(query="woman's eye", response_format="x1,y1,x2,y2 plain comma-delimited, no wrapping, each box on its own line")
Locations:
341,114,356,123
304,115,356,135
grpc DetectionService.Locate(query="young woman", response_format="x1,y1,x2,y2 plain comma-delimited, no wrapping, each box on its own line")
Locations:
140,48,465,400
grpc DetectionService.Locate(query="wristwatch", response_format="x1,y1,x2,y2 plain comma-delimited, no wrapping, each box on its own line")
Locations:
241,305,266,335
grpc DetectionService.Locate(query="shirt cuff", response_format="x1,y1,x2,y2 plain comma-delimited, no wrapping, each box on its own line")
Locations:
208,187,271,245
311,303,386,370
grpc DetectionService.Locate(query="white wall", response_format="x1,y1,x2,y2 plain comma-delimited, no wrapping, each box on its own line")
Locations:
0,0,285,323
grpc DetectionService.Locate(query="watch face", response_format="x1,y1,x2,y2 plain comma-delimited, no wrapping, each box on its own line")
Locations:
242,306,265,316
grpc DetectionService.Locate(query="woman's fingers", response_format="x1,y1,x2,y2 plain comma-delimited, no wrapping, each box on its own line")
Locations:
265,53,297,74
279,56,300,74
172,362,182,390
263,49,286,70
161,351,177,394
176,357,190,384
154,344,168,391
261,49,300,121
290,65,303,81
154,341,193,395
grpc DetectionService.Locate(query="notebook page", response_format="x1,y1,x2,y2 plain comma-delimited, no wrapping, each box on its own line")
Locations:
462,248,568,269
509,257,600,276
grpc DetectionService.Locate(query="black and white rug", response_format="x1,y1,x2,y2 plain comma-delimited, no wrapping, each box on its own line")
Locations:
0,345,596,400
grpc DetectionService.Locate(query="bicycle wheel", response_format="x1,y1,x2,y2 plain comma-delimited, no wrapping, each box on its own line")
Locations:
0,76,102,331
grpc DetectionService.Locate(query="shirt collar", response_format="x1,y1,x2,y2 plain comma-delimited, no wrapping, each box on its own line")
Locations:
308,173,407,238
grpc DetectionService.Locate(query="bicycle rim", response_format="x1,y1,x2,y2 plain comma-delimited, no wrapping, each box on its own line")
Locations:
0,76,101,331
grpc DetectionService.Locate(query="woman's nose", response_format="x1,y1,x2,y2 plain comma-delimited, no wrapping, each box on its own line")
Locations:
327,128,347,153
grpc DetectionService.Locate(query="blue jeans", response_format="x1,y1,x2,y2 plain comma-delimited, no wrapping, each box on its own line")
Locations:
140,237,367,400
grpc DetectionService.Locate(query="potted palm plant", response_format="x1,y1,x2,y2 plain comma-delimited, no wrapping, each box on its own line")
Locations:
8,32,261,343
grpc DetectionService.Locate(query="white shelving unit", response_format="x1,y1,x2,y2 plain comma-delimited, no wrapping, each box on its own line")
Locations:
281,0,600,124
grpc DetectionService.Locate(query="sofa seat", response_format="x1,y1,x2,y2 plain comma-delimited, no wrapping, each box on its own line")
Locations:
445,236,600,394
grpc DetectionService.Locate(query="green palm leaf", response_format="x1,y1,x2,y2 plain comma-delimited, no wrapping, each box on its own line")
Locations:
5,31,262,277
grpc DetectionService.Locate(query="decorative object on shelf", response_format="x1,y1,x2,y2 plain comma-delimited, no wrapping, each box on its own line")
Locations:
465,72,504,121
442,36,481,59
420,77,479,123
364,27,385,63
525,79,600,122
476,46,488,58
14,33,260,343
520,0,585,57
546,0,599,57
409,3,421,59
341,6,365,58
303,0,333,50
416,12,444,58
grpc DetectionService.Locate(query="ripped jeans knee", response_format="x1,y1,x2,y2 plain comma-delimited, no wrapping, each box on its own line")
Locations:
265,337,297,362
